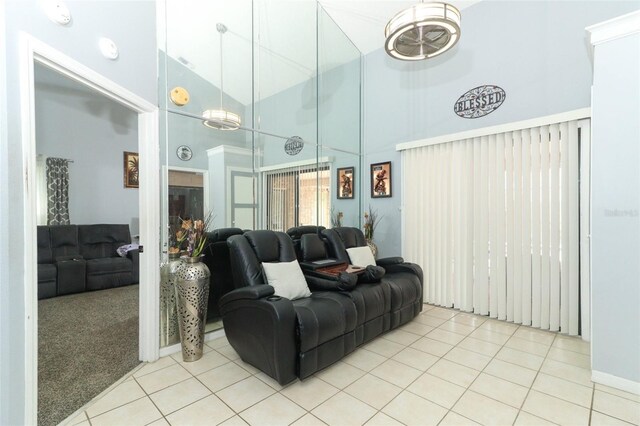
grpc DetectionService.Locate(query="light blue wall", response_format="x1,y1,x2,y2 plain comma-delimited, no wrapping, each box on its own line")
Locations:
0,1,156,423
363,0,640,258
35,69,140,234
591,31,640,384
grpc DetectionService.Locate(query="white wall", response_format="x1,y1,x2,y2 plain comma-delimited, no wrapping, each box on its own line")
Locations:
590,23,640,388
35,66,139,234
0,1,156,423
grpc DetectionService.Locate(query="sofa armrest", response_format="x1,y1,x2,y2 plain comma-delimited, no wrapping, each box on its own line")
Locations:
382,262,424,283
376,256,404,266
220,287,297,385
304,273,357,292
127,249,140,283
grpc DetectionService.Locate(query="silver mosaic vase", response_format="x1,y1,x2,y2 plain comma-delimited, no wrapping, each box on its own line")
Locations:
175,255,211,362
366,239,378,259
159,252,181,347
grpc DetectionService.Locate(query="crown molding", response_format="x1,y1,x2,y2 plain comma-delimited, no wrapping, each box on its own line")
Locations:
586,10,640,46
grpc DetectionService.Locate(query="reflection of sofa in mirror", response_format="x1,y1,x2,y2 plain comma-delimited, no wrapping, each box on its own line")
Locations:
220,229,424,385
37,224,139,299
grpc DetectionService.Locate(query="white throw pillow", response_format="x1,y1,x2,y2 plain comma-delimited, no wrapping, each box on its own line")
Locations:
346,246,376,267
262,260,311,300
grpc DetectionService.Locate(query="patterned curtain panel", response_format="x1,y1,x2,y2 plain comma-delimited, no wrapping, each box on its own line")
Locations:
46,157,70,225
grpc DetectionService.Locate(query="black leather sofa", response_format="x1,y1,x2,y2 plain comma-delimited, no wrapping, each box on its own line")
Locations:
220,228,423,385
37,224,139,299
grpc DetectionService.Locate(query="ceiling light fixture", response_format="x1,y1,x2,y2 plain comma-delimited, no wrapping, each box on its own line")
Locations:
384,2,461,61
202,23,241,130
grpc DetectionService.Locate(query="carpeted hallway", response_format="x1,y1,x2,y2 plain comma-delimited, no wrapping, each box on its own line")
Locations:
38,285,140,426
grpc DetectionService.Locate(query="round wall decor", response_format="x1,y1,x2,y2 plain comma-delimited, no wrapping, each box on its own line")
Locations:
176,145,193,161
285,136,304,156
170,87,190,106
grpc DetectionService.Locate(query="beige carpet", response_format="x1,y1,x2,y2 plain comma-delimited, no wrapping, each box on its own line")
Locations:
38,285,140,426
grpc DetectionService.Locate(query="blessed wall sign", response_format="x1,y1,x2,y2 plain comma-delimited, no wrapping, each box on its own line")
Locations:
454,85,506,119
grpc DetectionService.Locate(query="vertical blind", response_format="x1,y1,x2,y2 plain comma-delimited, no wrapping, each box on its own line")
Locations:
402,119,589,335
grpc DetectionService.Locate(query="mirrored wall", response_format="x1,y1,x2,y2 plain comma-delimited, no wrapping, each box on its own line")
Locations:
158,0,362,346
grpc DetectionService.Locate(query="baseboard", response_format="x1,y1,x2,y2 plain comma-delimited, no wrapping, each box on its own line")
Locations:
158,328,226,358
592,370,640,395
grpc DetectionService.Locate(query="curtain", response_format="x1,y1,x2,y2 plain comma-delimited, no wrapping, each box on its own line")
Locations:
402,119,589,336
46,157,71,225
36,156,48,225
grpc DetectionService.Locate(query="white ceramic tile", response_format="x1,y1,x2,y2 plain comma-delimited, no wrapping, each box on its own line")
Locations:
67,410,88,425
438,411,481,426
484,359,537,387
197,361,252,393
540,358,593,387
344,374,402,409
495,346,545,371
469,373,529,408
414,314,447,328
343,348,387,372
207,336,230,349
136,363,192,394
452,391,519,426
149,377,211,416
215,376,276,412
291,413,327,426
437,320,476,336
469,328,511,345
457,336,502,357
254,371,291,391
133,356,176,378
593,389,640,425
165,394,235,426
513,327,556,345
410,337,454,357
280,376,339,410
478,319,519,335
234,359,260,375
532,373,593,408
505,336,550,357
521,390,590,425
552,335,590,355
546,347,591,369
315,361,366,389
399,321,434,336
364,412,404,426
217,344,241,360
72,421,89,426
427,358,479,388
444,347,492,371
425,307,457,320
381,329,421,346
426,328,466,345
590,411,636,426
595,383,640,403
219,415,250,426
312,392,377,426
146,418,170,426
240,393,306,426
173,349,231,376
90,397,162,426
391,347,439,371
363,337,405,357
86,379,146,418
513,411,556,425
370,359,422,388
381,391,448,426
406,373,466,409
450,312,487,327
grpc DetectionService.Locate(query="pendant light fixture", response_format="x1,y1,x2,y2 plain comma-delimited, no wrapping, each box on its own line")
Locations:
384,2,461,61
202,23,241,130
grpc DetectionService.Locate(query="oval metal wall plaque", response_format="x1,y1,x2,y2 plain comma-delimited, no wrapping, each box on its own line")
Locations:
454,85,506,119
284,136,304,156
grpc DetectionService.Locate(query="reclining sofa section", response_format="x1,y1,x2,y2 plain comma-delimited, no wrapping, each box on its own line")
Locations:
220,228,424,385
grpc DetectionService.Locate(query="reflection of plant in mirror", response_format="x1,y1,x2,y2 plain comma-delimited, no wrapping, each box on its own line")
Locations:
364,205,381,241
331,208,343,228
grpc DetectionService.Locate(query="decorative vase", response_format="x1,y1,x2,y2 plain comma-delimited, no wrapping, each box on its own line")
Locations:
366,239,378,259
175,255,211,362
160,252,182,347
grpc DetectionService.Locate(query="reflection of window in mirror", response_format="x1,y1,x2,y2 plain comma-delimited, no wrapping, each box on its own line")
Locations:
168,169,207,228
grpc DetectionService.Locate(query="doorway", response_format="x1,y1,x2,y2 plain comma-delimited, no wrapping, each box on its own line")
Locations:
19,36,159,425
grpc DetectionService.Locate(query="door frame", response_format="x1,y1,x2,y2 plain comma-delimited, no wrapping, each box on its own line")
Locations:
19,33,160,423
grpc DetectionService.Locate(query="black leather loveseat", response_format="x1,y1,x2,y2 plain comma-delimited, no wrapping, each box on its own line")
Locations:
37,224,139,299
220,229,423,385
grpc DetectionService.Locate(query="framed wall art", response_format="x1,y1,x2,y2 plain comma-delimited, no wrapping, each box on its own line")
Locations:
370,161,391,198
337,167,355,199
124,151,139,188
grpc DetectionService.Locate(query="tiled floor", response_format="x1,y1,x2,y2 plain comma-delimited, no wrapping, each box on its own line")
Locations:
65,305,640,426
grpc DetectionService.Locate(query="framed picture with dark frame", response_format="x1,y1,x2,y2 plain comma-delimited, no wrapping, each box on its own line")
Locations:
370,161,392,198
124,151,139,188
337,166,355,199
